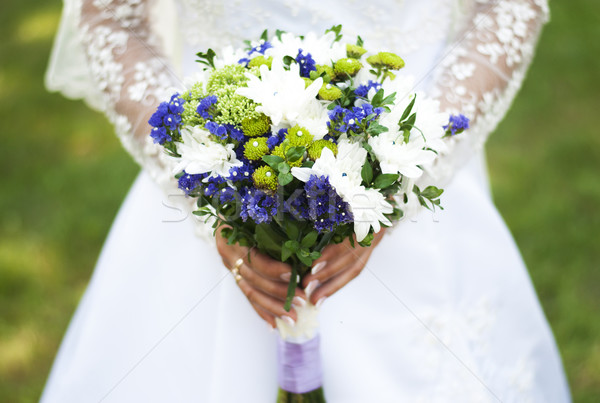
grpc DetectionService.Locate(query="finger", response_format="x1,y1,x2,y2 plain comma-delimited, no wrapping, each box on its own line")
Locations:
247,249,293,282
239,262,307,302
237,278,298,322
309,259,365,305
302,245,366,288
249,301,276,328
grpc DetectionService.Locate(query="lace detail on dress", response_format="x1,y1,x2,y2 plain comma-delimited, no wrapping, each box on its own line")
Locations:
415,298,537,402
419,0,549,189
77,0,209,237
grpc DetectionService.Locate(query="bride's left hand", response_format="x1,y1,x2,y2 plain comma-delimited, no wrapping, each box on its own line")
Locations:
301,228,386,306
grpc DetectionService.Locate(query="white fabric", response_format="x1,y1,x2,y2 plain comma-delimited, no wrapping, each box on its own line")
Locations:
41,0,571,401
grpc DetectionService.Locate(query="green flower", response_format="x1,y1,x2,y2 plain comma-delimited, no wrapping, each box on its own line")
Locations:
241,114,271,137
286,125,313,147
318,83,342,101
310,64,335,83
346,44,367,59
244,137,269,160
334,58,363,78
252,166,278,192
366,52,405,70
205,64,261,126
302,77,314,88
248,56,272,69
307,139,338,160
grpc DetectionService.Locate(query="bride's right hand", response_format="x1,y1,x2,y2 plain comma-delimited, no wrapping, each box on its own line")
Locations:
215,227,306,328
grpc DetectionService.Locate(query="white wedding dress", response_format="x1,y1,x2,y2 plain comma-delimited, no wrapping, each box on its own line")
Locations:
42,0,571,402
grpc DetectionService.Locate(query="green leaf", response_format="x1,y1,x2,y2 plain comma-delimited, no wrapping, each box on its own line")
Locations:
260,29,268,41
281,244,293,262
255,224,284,259
195,49,217,69
301,231,319,248
367,122,389,136
309,251,321,260
278,173,293,186
296,251,314,267
277,162,290,174
361,161,373,184
262,155,284,169
399,94,416,123
374,173,400,189
275,29,286,41
420,185,444,199
284,220,300,240
282,55,295,67
283,264,298,312
285,146,305,162
356,35,364,47
284,240,300,252
325,24,343,42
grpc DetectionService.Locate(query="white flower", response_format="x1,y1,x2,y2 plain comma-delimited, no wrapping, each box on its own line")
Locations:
214,46,249,69
268,32,346,65
291,140,392,241
379,92,448,153
236,60,329,138
368,132,436,179
174,126,242,177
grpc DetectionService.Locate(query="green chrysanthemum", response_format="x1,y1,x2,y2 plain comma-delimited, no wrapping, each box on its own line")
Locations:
310,65,335,83
244,137,269,160
252,166,278,192
308,139,338,160
302,77,314,89
272,144,302,167
248,56,272,69
346,44,367,59
286,126,313,148
241,114,271,137
318,83,342,101
366,52,405,70
334,58,363,78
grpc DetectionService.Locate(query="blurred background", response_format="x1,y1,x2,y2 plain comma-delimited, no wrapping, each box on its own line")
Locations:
0,0,598,401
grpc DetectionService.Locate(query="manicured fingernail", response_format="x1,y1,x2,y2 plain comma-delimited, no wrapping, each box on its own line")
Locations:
316,297,327,308
305,280,320,297
311,261,327,275
292,296,306,307
280,272,291,281
281,315,295,326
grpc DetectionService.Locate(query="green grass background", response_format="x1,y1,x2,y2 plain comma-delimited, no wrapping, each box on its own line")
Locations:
0,0,598,401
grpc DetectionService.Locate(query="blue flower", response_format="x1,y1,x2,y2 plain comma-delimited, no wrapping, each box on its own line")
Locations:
224,124,245,142
241,189,279,224
354,80,381,98
284,190,310,221
443,114,470,135
150,126,171,145
205,121,228,139
238,57,251,66
203,176,226,197
168,93,185,114
248,41,273,56
178,171,207,195
295,49,316,78
304,175,353,232
196,95,218,119
228,163,254,182
267,128,287,149
218,186,236,204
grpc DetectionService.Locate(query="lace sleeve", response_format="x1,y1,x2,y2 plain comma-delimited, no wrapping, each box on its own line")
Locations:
422,0,549,186
76,0,182,188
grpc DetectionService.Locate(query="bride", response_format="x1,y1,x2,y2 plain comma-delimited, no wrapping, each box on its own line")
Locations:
42,0,571,401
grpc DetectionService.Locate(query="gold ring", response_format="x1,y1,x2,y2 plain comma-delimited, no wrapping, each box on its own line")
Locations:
231,258,244,282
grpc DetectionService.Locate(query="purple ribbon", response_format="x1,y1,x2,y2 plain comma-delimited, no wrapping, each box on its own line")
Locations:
277,335,323,394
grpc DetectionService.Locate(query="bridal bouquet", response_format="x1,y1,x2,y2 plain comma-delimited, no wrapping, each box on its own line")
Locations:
149,26,468,402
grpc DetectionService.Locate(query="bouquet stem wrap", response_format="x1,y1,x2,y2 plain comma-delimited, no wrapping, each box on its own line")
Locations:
277,335,322,393
276,303,325,402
